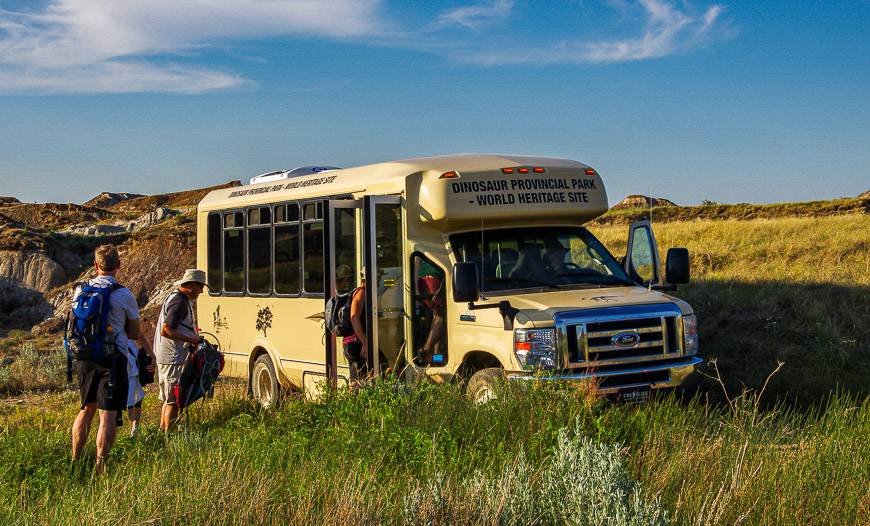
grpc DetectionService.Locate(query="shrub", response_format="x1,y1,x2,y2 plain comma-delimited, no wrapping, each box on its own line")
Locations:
0,343,66,394
403,421,668,526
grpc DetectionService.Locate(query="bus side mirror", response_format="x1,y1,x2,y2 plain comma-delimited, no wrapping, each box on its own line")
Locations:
665,248,690,284
452,262,480,303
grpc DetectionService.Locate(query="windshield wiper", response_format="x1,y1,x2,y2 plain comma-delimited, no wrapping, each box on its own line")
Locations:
485,277,561,290
552,272,634,287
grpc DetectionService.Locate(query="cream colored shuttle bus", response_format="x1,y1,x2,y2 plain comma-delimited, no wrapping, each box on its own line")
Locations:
196,154,701,404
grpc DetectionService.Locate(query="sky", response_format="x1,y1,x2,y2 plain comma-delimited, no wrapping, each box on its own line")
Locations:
0,0,868,206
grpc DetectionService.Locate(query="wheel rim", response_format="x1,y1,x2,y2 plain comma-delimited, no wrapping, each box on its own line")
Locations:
255,366,273,405
474,385,496,405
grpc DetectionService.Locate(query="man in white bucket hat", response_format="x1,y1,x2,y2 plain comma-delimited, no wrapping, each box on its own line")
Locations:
153,269,207,431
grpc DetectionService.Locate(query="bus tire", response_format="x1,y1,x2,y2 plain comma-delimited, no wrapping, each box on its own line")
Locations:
251,354,281,407
466,367,504,405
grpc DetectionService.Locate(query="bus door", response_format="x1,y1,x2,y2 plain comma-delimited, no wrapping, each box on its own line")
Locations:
323,195,406,387
324,199,362,388
363,196,406,379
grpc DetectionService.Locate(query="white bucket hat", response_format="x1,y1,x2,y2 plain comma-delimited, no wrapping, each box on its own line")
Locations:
174,269,209,288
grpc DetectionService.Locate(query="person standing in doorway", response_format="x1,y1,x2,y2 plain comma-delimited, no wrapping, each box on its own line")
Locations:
343,268,367,387
154,269,207,431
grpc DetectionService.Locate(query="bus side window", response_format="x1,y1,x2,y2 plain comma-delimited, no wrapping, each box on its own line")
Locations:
247,206,272,295
207,212,222,293
275,203,300,295
302,201,324,294
412,255,447,367
223,211,245,293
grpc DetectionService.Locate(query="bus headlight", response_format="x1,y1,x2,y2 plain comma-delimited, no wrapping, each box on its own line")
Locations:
514,328,557,370
682,315,699,355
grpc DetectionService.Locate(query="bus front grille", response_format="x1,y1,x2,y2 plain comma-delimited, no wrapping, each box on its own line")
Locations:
555,304,684,368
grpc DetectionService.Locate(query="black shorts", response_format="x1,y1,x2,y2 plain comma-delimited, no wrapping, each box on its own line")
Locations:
343,341,368,381
76,354,129,412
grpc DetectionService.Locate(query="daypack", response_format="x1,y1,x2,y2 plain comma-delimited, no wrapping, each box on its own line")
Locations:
173,339,225,410
136,348,154,386
324,287,360,337
64,282,124,381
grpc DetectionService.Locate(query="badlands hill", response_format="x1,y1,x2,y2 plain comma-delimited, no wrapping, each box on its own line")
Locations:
0,181,239,336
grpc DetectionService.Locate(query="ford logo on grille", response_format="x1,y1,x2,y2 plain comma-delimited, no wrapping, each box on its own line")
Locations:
611,331,641,347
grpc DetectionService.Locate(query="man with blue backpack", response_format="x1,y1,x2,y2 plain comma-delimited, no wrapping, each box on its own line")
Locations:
67,244,141,471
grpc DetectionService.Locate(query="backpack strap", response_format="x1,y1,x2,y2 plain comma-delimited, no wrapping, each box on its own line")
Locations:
163,291,196,332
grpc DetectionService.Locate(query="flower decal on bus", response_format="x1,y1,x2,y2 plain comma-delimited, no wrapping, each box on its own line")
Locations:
256,306,273,337
213,306,229,333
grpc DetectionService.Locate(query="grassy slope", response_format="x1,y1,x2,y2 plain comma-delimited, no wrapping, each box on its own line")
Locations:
594,197,869,225
1,382,868,525
593,214,870,403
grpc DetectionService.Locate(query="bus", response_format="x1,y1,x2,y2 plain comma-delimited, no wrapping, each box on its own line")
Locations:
196,154,701,405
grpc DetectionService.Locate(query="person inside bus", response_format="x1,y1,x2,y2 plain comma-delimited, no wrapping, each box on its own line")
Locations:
543,238,571,275
510,241,548,281
343,267,368,388
415,258,446,365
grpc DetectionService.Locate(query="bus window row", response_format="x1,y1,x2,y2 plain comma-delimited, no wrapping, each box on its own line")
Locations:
206,202,325,297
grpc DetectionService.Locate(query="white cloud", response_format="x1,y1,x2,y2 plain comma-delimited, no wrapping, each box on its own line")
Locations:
0,61,249,94
432,0,514,30
457,0,732,65
0,1,734,94
0,0,386,94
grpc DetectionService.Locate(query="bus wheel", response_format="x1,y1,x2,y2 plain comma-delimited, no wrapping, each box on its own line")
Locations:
251,354,281,407
466,368,504,405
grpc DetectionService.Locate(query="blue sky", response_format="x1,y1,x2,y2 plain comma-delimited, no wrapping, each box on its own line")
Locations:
0,0,868,205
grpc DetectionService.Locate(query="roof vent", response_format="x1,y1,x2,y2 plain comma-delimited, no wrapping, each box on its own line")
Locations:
249,165,341,185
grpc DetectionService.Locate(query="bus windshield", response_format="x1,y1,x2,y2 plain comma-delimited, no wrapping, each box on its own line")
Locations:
450,227,633,292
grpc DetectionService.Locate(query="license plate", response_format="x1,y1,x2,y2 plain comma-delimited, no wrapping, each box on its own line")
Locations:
618,387,651,404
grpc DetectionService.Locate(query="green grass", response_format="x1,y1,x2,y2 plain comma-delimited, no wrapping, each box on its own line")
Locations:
594,214,870,403
1,381,867,525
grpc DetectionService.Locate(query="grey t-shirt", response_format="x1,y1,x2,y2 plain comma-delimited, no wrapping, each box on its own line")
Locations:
72,275,139,353
154,291,197,364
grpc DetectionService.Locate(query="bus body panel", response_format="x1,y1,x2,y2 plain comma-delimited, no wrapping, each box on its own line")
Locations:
196,154,701,395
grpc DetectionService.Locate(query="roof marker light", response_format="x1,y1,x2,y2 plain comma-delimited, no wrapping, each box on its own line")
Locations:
518,167,530,173
440,171,459,179
501,167,515,174
533,167,546,173
585,168,597,175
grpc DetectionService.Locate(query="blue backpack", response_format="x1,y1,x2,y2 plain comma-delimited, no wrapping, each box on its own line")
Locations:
64,282,124,381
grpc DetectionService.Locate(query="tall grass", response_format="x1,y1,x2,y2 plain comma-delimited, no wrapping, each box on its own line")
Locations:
1,380,867,525
594,215,870,402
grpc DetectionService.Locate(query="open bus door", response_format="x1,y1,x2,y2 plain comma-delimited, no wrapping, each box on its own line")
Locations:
324,195,406,388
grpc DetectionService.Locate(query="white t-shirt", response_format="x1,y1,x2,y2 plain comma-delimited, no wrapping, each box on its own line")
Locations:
72,275,140,353
127,341,145,407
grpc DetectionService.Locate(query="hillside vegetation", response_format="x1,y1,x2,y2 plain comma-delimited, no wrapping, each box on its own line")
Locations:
594,196,869,225
594,213,870,403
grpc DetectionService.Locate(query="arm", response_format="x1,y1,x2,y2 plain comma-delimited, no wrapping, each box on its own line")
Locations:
134,320,156,371
126,318,142,341
161,324,201,346
350,289,366,348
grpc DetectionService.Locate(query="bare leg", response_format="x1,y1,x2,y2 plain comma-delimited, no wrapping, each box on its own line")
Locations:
72,404,97,460
160,403,179,432
128,406,141,436
94,410,118,472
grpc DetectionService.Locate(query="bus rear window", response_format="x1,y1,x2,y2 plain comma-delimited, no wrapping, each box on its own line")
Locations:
207,212,222,292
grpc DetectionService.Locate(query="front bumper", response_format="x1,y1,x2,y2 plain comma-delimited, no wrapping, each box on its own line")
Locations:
506,356,703,394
